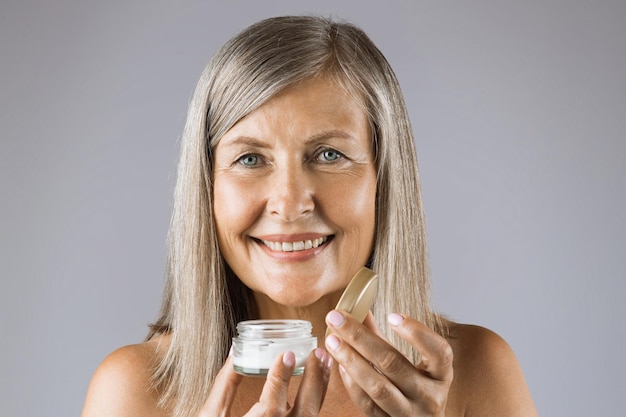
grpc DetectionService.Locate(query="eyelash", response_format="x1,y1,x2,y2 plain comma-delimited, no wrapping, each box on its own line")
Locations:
314,148,344,163
237,154,261,167
235,148,346,167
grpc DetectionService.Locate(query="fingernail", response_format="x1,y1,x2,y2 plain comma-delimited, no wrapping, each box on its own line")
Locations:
388,313,404,326
314,347,326,362
283,351,295,367
326,310,345,327
325,334,340,351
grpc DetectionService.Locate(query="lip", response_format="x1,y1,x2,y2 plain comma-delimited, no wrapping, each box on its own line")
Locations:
256,233,331,242
253,234,333,261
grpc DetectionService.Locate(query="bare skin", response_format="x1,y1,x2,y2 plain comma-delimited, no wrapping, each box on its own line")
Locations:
81,315,537,417
82,78,537,416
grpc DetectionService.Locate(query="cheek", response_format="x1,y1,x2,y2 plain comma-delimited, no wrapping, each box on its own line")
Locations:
355,186,377,247
213,177,260,236
325,174,377,238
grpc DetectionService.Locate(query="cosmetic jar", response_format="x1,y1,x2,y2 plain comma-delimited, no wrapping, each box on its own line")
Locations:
232,320,317,376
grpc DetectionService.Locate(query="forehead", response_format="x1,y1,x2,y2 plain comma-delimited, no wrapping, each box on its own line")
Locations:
223,77,369,139
269,76,366,111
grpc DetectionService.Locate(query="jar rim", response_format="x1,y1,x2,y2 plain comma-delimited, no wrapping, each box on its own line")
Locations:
236,319,313,339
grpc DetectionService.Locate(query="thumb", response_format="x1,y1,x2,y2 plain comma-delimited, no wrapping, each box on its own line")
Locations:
363,311,389,341
257,351,296,407
198,355,243,417
244,351,296,416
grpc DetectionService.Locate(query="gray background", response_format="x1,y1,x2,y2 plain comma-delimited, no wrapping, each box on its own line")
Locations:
1,0,624,416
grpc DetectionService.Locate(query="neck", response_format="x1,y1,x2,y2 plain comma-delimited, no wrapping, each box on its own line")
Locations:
252,291,342,346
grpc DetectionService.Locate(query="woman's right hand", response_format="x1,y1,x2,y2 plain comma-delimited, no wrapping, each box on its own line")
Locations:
198,347,332,416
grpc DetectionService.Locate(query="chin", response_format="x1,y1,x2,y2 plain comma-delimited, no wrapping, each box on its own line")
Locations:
272,292,322,309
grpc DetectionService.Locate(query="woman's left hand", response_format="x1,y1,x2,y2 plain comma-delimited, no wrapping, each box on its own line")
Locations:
325,310,453,416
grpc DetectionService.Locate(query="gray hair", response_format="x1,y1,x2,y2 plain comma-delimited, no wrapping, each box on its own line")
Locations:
149,15,443,417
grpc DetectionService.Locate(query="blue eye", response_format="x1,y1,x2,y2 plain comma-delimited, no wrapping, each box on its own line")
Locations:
319,149,341,162
238,154,259,166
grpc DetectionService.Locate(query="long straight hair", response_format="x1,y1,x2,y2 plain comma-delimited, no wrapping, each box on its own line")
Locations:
148,15,444,417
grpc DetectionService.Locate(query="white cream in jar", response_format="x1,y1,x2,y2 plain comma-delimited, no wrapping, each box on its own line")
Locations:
232,320,317,376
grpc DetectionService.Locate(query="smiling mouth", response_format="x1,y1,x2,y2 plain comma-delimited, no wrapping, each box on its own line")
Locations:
260,236,330,252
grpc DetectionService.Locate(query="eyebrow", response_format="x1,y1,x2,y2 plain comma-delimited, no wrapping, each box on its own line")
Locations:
220,130,355,148
307,130,355,143
219,136,271,149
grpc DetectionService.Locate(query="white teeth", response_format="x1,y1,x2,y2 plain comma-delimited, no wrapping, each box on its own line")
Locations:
262,236,328,252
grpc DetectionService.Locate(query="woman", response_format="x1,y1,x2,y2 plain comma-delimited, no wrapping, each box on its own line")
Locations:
82,16,537,417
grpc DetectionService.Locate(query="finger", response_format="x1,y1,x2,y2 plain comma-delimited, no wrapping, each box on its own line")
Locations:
362,311,388,341
388,313,453,382
198,355,243,416
327,310,418,392
327,310,453,415
292,348,332,414
250,351,295,415
337,363,387,417
326,311,413,412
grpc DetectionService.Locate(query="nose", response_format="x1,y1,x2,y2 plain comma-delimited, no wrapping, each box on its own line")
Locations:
266,166,315,222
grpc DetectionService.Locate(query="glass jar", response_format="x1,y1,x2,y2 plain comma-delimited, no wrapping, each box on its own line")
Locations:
232,320,317,376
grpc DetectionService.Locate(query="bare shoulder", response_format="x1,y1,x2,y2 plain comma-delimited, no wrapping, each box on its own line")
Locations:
81,335,171,417
445,322,538,417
